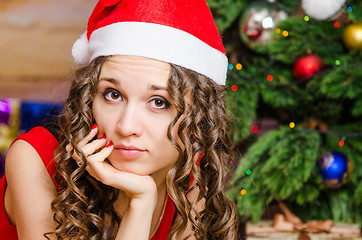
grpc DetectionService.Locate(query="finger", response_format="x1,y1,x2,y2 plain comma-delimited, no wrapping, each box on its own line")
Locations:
85,143,113,180
71,137,107,165
87,142,114,165
80,136,107,157
66,124,99,163
77,124,99,147
65,143,73,153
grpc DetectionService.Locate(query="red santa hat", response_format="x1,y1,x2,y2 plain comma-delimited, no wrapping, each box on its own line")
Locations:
72,0,228,85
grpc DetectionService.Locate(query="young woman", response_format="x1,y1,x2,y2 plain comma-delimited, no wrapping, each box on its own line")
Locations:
0,0,239,239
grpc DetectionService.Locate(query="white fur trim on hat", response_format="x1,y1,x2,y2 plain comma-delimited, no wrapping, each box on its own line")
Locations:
72,22,228,85
72,32,91,65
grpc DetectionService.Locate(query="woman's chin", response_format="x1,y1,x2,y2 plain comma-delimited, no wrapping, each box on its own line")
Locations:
109,161,149,176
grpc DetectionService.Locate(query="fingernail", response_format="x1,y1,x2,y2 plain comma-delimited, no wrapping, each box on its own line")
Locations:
106,142,113,148
99,135,106,140
92,123,97,129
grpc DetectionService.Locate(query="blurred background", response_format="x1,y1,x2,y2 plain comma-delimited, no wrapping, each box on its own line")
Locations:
0,0,97,175
207,0,362,239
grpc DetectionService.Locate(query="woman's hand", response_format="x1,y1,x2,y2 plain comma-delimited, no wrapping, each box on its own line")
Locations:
67,125,159,239
66,125,157,205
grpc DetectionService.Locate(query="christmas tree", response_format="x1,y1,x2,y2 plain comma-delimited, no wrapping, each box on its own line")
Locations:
208,0,362,228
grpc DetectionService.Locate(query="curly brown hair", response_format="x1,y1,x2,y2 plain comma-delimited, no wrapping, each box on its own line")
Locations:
49,56,239,239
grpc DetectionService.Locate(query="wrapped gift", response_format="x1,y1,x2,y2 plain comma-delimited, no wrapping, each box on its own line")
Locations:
246,202,361,240
247,220,362,240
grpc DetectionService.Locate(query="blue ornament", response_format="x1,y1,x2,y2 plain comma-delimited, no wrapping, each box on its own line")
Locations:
317,151,353,189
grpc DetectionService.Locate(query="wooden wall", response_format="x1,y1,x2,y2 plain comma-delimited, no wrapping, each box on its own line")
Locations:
0,0,97,102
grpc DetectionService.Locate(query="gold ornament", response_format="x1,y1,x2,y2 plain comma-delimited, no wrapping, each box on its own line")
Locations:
343,23,362,50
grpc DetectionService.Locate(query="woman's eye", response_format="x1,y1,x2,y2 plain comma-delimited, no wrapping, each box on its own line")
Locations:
149,98,170,109
102,89,123,102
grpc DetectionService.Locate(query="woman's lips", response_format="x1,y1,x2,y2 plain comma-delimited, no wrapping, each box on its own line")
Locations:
114,144,145,159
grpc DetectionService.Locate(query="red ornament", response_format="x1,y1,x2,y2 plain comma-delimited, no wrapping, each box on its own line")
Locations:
293,54,324,81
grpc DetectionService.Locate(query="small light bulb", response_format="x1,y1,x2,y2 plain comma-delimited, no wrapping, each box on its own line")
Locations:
236,63,242,70
251,125,259,133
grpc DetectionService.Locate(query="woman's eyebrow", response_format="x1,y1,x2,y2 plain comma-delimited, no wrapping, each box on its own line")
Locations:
99,79,167,91
99,77,120,85
148,84,167,91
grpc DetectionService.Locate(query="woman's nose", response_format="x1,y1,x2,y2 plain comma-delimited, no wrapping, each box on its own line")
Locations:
115,104,142,137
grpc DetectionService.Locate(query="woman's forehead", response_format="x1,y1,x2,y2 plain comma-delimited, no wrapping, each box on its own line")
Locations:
103,55,170,70
100,55,171,84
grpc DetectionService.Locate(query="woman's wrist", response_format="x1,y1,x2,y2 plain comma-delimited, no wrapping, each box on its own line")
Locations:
128,189,158,212
115,194,157,240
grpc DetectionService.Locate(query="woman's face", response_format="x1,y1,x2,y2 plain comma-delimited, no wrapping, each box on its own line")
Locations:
92,55,180,184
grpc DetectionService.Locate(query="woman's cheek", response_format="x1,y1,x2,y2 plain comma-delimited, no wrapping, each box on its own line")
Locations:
94,121,106,138
92,116,105,138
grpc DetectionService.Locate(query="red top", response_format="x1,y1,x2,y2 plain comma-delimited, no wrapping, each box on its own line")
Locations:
0,126,175,239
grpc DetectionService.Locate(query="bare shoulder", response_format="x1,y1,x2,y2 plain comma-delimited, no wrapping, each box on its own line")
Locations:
5,139,56,192
5,139,57,239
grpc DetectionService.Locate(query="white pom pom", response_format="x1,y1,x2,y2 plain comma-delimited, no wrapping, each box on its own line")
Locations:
72,31,91,65
302,0,345,20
